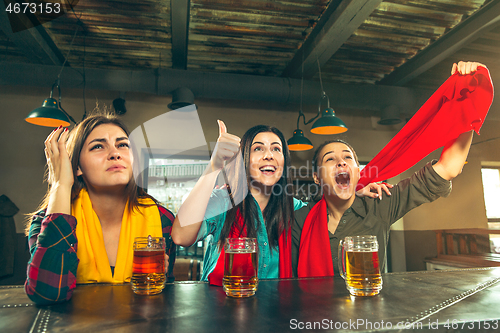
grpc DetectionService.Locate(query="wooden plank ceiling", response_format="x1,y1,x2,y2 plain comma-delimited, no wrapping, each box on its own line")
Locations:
0,0,497,91
188,0,328,76
321,0,489,84
42,0,173,70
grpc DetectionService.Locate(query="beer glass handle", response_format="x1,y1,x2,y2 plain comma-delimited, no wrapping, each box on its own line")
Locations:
338,239,346,280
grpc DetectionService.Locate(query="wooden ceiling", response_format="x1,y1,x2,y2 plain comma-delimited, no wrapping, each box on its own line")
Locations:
1,0,499,103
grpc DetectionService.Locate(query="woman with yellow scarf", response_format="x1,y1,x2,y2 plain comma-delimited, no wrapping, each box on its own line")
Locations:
25,113,176,305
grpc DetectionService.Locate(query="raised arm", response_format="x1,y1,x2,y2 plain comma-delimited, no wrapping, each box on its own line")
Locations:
432,131,473,181
171,120,240,246
25,126,78,305
432,61,484,181
45,126,73,215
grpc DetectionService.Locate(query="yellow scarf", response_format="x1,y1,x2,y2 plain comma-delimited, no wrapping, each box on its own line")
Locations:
73,189,162,284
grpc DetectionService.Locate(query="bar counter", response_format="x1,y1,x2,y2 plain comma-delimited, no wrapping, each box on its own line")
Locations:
1,268,500,332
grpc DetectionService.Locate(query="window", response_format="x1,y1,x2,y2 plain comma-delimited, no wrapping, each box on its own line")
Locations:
481,167,500,222
147,157,209,214
143,152,211,261
481,166,500,253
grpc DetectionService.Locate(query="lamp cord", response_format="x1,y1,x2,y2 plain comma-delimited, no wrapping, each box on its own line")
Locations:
47,79,76,125
295,55,332,128
317,58,330,109
317,58,324,94
297,54,305,129
296,53,321,128
57,5,87,124
57,24,80,80
49,22,80,126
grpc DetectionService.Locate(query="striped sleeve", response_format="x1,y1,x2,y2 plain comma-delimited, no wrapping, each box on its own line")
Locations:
158,205,176,282
24,211,79,305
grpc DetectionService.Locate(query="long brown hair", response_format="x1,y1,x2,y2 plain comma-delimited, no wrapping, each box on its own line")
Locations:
218,125,294,249
25,112,157,234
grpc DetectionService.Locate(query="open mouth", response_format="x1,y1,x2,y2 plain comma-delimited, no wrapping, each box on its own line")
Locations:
335,172,350,188
259,165,277,175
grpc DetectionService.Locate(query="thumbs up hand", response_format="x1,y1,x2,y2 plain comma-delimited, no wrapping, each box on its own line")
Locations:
211,120,241,171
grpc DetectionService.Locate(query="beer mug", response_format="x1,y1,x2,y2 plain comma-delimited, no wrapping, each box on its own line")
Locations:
222,238,258,297
338,235,382,296
131,236,166,295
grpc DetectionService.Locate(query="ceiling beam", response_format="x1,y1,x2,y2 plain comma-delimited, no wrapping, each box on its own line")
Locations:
171,0,190,70
380,0,500,86
0,1,65,65
281,0,382,79
0,61,429,115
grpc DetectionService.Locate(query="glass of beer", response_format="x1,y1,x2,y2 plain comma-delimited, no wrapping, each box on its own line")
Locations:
338,235,382,296
131,236,166,295
222,237,258,297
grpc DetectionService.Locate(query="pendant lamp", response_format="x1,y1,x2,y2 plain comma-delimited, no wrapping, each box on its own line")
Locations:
287,61,314,151
377,105,402,125
287,60,348,151
288,129,313,151
168,87,196,110
287,91,348,150
25,80,76,127
25,25,84,127
310,92,347,134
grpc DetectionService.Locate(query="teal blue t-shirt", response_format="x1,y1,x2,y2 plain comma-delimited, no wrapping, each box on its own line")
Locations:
196,189,306,281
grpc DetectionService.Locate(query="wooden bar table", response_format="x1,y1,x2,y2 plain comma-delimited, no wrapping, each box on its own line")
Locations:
1,268,500,332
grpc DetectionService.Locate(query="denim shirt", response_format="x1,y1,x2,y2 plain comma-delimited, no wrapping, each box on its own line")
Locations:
197,189,306,281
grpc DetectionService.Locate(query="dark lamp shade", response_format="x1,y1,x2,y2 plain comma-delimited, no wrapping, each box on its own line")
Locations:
310,108,348,135
113,97,127,115
168,87,195,110
378,105,402,125
287,129,313,151
25,98,70,127
377,117,402,125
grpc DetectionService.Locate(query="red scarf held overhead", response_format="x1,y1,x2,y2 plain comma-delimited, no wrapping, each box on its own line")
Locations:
298,67,494,278
358,66,494,187
208,210,292,286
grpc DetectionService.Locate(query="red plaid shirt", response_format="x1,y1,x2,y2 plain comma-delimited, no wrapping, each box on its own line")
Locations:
25,205,176,305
